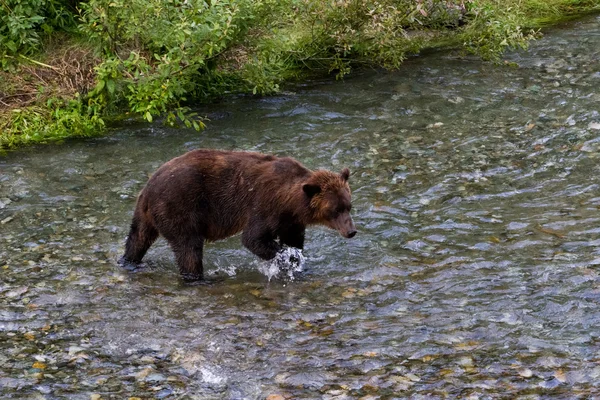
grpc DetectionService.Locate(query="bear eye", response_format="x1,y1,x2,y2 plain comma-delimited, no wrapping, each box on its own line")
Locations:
336,203,351,213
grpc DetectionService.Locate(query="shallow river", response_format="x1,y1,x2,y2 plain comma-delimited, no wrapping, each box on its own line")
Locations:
2,15,600,400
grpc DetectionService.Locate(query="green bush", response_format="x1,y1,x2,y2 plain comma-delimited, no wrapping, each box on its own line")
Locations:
460,1,537,60
0,96,104,148
78,0,268,127
0,0,77,69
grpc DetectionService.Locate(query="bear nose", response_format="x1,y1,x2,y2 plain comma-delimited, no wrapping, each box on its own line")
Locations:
347,230,357,238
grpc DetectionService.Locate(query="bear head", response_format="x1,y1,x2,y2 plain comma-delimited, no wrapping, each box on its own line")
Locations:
303,168,356,238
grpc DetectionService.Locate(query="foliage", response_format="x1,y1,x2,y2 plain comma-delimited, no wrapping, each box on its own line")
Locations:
0,96,104,148
77,0,262,127
0,0,77,70
276,0,544,75
284,0,465,72
460,1,538,60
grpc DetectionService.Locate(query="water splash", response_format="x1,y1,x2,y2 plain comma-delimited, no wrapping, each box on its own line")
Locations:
258,247,305,281
209,261,238,277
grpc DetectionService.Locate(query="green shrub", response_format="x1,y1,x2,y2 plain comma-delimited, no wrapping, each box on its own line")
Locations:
460,1,537,60
78,0,266,127
0,96,104,147
0,0,77,70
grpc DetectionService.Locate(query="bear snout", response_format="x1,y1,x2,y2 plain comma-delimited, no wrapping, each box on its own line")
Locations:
330,213,356,239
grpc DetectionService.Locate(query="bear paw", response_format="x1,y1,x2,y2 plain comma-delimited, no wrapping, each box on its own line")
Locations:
181,273,203,282
118,256,143,271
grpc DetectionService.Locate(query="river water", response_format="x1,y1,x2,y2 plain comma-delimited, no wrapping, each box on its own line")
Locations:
2,15,600,400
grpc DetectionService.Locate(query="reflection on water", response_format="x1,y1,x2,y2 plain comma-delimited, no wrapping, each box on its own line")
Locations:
1,15,600,399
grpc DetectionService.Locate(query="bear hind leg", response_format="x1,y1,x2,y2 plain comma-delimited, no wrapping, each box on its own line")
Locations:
122,215,159,266
168,236,205,281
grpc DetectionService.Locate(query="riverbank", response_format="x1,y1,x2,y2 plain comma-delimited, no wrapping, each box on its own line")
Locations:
1,0,599,149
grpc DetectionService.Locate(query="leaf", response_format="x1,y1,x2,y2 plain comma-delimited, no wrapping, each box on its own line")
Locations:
144,111,153,122
32,362,46,369
454,340,481,351
296,319,313,328
536,225,565,239
317,328,334,336
6,40,17,52
95,79,106,93
106,79,115,94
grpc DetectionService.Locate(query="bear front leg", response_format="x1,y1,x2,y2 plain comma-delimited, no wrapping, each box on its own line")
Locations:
242,224,281,260
279,226,305,250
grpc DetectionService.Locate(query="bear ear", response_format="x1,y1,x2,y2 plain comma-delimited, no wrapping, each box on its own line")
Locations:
303,183,321,198
340,168,350,181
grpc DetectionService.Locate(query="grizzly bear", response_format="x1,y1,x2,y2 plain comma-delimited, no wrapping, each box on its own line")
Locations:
120,149,356,281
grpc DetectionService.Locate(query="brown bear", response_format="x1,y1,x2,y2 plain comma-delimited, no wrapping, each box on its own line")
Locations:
120,149,356,281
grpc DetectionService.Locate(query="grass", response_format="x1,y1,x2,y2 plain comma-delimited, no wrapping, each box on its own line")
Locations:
0,35,103,148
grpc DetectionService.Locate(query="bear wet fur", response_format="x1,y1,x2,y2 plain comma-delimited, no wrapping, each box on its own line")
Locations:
121,149,356,281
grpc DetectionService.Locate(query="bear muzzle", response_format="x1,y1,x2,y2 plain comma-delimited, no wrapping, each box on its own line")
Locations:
330,213,357,239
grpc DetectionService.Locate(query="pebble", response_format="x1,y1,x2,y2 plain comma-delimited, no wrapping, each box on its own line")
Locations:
146,373,167,382
519,368,533,378
589,122,600,130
